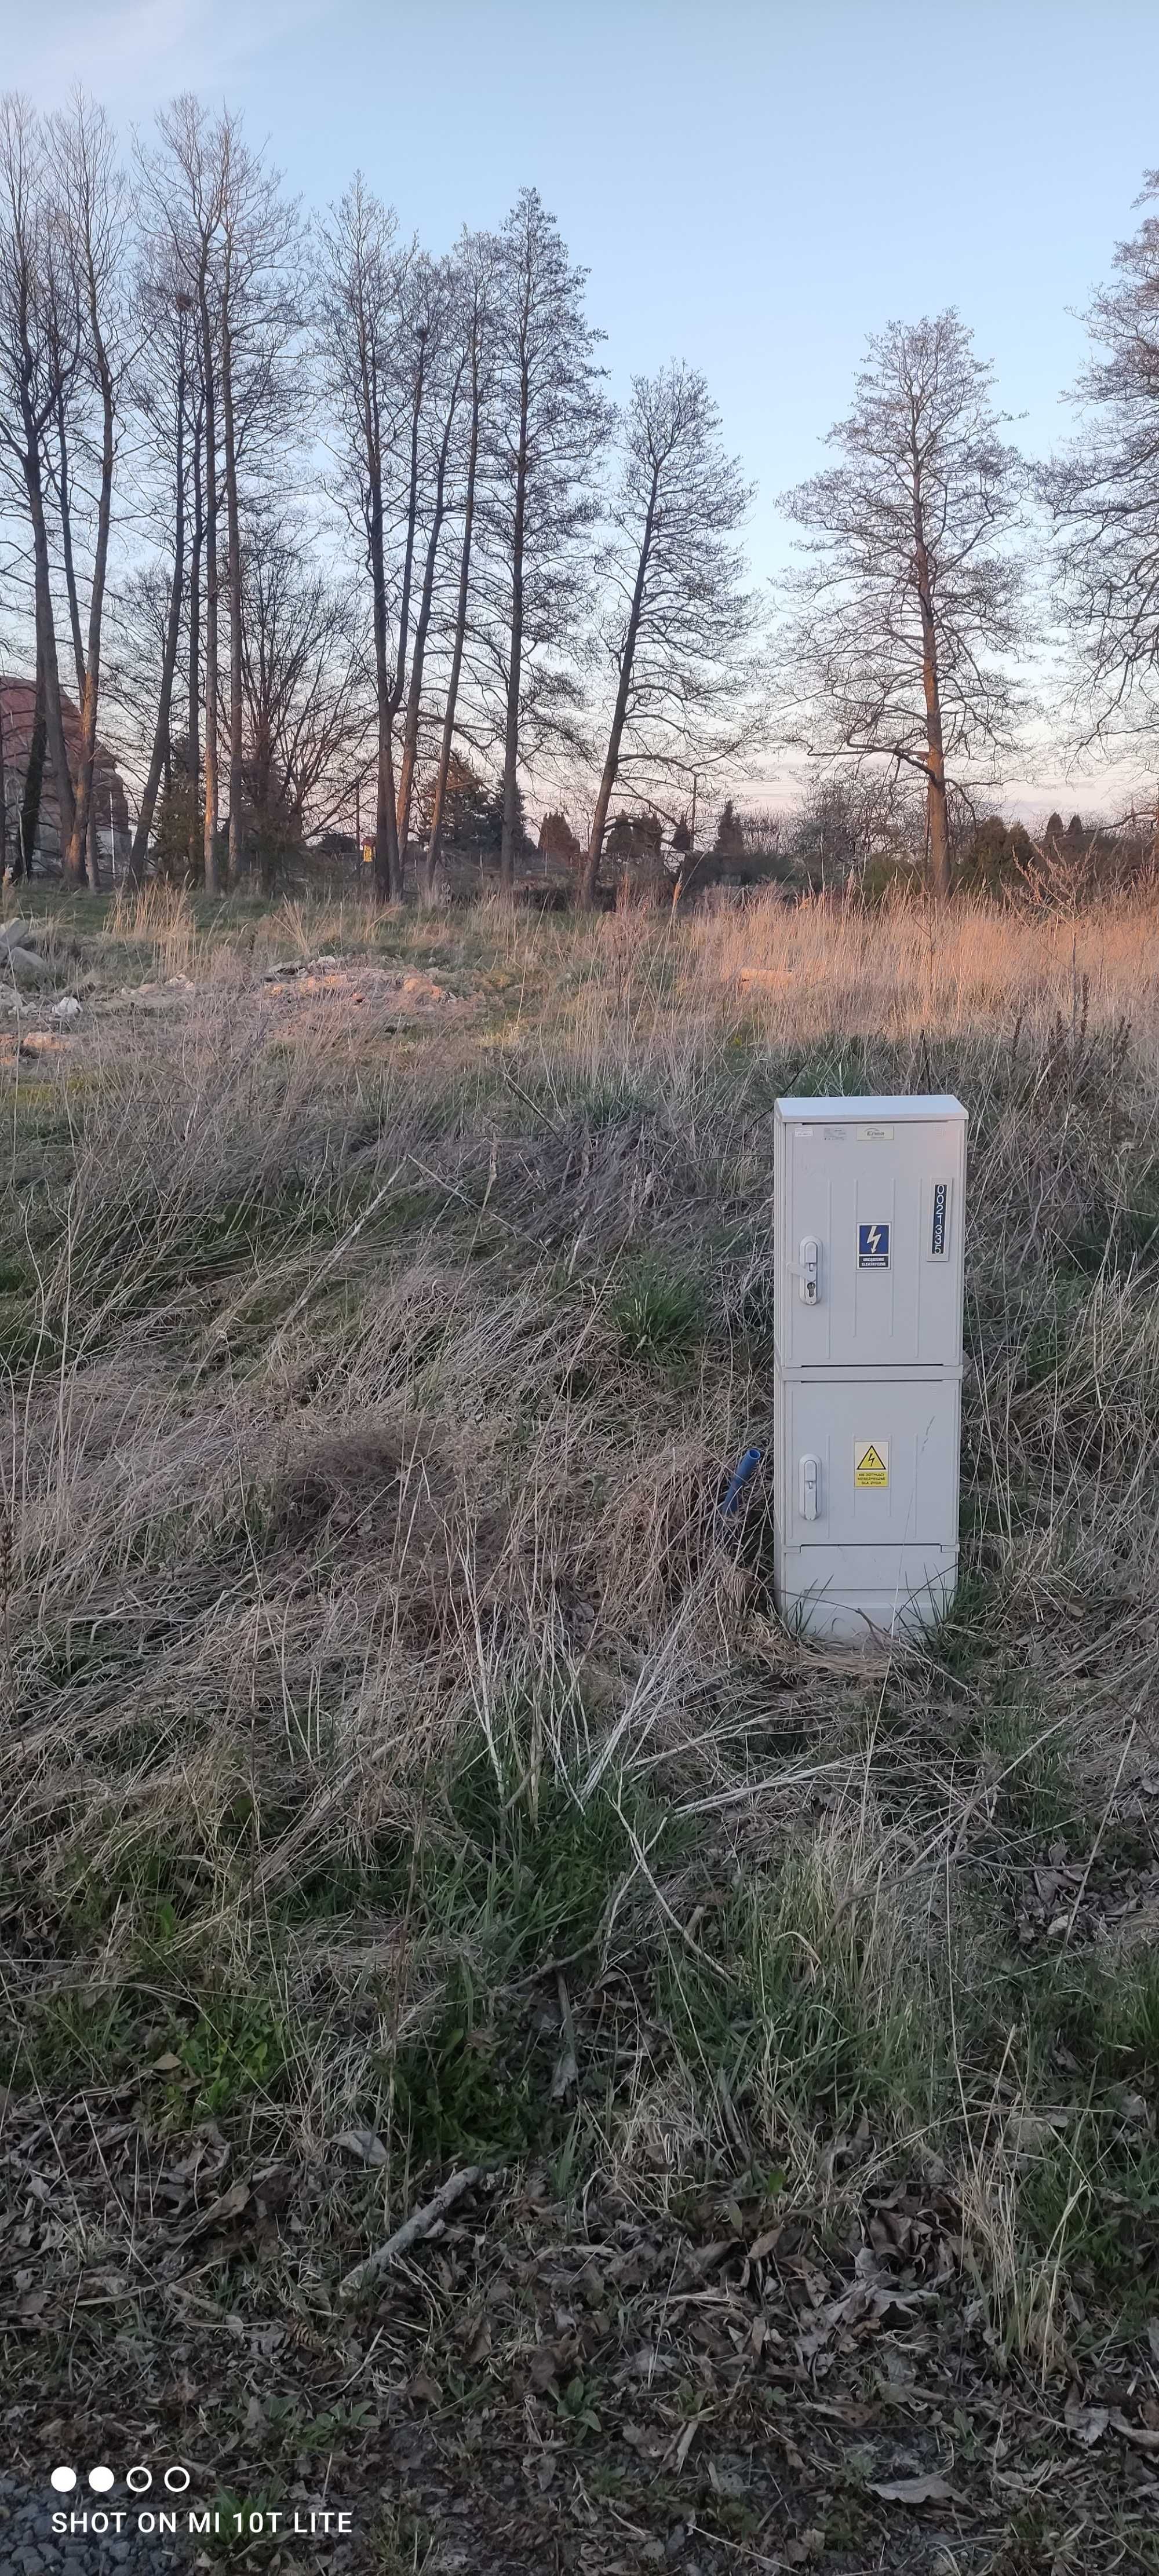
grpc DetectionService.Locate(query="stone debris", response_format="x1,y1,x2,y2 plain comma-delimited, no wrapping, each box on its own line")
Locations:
0,950,463,1043
17,1030,74,1057
258,955,453,1008
2,944,52,988
0,917,39,955
0,2472,188,2573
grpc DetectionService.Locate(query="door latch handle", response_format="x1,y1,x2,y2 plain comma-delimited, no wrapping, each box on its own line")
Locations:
791,1236,819,1304
799,1454,819,1521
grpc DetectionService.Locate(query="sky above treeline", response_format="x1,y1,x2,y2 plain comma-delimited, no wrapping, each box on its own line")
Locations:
7,0,1159,817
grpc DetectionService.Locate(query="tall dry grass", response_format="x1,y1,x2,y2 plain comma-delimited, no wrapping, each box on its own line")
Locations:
4,884,1159,2361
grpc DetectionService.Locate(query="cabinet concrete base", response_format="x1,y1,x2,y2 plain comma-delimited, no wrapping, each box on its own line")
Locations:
776,1543,957,1645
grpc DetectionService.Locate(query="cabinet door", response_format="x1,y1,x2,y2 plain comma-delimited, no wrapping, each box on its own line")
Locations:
775,1116,965,1370
781,1374,960,1551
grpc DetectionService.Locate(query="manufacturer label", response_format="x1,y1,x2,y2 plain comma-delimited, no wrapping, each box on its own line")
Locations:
822,1126,848,1141
855,1441,889,1490
930,1182,949,1257
857,1124,894,1140
858,1222,890,1269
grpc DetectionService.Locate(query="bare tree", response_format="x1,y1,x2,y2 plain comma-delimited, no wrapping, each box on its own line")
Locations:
776,312,1027,904
376,252,432,896
394,255,465,869
238,510,367,885
1044,172,1159,820
424,229,494,898
140,98,228,892
216,112,300,885
315,180,428,902
0,93,78,869
46,94,131,888
483,188,608,892
579,363,758,906
124,251,194,884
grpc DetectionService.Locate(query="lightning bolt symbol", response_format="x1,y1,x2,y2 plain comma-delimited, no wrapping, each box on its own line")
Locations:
868,1225,882,1254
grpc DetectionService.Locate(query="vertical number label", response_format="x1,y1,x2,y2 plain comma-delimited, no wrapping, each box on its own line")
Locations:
930,1183,949,1259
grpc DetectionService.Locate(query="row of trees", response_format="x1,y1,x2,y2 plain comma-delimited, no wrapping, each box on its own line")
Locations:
3,90,1159,906
0,92,760,904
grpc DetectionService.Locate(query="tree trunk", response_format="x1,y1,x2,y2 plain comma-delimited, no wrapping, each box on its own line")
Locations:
374,697,397,904
64,319,116,891
369,465,395,904
425,350,481,900
580,466,659,909
500,367,529,895
925,748,949,904
55,395,91,889
16,652,46,881
130,356,187,887
912,490,950,905
188,391,203,883
396,383,458,870
199,283,221,895
221,263,244,886
381,329,427,902
56,392,87,700
28,477,76,877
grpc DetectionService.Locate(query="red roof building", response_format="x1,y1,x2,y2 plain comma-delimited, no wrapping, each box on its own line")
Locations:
0,674,130,877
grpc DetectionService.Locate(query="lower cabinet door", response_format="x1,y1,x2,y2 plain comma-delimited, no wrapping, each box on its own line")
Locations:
779,1374,960,1552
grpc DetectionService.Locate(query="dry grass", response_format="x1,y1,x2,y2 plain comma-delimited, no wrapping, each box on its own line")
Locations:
4,882,1159,2562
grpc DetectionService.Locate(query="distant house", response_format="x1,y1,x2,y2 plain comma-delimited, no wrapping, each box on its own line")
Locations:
0,674,131,877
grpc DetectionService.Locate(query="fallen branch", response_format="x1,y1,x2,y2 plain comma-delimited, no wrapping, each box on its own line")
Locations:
339,2165,481,2300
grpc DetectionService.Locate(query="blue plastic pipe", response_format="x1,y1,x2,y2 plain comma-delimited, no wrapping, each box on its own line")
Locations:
720,1447,762,1516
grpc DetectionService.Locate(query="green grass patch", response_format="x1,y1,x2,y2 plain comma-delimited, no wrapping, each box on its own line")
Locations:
175,1990,293,2115
1062,1155,1159,1275
5,1984,142,2092
610,1254,705,1362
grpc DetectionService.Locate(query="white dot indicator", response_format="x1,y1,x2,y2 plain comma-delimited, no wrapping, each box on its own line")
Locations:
164,2465,190,2493
89,2466,115,2493
50,2467,76,2494
126,2465,152,2493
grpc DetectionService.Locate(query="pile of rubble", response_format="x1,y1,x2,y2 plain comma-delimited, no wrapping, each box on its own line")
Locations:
0,919,83,1055
0,925,460,1061
258,954,454,1007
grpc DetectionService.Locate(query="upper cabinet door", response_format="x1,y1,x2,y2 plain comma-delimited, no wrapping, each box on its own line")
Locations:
774,1100,967,1371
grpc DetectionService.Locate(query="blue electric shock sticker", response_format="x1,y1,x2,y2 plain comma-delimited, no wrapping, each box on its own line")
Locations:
858,1222,890,1269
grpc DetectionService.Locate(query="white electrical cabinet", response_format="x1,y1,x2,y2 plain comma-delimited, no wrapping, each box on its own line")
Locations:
772,1095,967,1645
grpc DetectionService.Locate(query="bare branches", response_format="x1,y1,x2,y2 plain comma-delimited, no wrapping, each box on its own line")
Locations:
775,312,1030,901
480,188,610,892
0,90,80,863
580,362,761,906
1044,175,1159,790
313,177,410,900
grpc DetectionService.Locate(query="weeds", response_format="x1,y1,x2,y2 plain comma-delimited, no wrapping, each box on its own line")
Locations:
3,882,1159,2399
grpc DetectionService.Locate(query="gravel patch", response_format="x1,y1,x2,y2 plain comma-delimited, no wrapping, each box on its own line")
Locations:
0,2479,189,2573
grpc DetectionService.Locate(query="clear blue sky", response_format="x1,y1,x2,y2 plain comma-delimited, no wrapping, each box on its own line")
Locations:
9,0,1159,808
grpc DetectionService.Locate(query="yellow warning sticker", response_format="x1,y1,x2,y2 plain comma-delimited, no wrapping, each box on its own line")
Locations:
855,1441,889,1489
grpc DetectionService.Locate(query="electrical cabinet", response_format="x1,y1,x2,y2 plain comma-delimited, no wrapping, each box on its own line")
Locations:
772,1094,967,1645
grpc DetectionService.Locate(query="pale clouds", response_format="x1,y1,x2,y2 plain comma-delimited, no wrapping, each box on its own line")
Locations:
2,0,327,116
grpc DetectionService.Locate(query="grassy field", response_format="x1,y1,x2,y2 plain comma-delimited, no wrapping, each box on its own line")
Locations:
3,882,1159,2573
